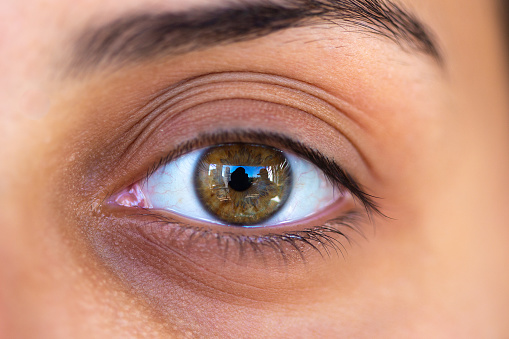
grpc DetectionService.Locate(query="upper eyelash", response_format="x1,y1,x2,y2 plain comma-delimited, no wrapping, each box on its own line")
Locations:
144,129,383,218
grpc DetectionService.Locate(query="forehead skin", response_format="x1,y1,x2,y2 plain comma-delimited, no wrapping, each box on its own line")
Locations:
0,0,508,338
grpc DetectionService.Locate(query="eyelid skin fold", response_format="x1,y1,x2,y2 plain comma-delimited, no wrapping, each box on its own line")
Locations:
73,71,383,201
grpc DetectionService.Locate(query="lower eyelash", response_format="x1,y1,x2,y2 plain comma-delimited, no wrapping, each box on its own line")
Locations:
129,209,367,264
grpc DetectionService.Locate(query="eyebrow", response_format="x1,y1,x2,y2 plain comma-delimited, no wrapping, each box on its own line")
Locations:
71,0,442,72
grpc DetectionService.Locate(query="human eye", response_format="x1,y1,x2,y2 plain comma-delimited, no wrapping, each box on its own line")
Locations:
66,69,392,333
109,129,380,261
115,139,338,227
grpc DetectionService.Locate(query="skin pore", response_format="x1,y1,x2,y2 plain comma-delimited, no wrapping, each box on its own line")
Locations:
1,0,509,338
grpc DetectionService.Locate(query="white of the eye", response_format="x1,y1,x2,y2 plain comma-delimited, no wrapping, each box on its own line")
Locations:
256,153,338,226
140,149,213,222
141,149,340,226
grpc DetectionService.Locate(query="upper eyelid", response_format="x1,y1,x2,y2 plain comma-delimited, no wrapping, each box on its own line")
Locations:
142,72,362,125
113,72,375,171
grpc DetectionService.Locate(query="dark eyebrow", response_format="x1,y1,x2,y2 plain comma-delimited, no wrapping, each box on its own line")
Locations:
71,0,442,72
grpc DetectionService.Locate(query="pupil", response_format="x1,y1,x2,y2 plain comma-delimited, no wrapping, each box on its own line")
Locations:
229,167,252,191
194,144,292,225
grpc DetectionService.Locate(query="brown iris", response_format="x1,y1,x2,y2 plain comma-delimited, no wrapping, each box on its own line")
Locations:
194,144,292,225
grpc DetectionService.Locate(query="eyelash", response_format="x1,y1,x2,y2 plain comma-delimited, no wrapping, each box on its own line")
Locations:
123,129,382,261
130,210,366,264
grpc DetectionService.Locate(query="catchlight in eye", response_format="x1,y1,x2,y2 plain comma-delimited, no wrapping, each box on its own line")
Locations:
195,144,291,225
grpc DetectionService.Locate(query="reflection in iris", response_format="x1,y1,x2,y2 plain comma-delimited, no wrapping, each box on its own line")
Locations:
195,144,292,225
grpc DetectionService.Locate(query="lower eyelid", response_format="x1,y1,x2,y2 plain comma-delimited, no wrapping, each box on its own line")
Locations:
111,187,363,258
121,210,366,268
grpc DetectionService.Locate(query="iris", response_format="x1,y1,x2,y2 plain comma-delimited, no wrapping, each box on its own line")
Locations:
194,144,291,225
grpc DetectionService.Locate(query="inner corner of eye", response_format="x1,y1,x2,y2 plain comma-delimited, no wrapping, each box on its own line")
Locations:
112,143,342,227
111,182,153,209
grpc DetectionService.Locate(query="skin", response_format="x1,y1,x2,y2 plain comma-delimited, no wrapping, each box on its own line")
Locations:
1,0,508,338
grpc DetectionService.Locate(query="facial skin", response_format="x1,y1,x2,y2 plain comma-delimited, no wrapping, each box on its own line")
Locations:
1,0,509,338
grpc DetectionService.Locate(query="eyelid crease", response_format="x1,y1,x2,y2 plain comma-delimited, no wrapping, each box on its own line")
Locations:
145,71,369,128
142,130,383,219
115,72,377,176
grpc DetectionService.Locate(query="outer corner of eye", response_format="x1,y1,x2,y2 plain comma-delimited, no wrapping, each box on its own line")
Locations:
110,142,346,228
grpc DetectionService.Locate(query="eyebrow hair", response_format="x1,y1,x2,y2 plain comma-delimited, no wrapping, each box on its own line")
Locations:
71,0,442,72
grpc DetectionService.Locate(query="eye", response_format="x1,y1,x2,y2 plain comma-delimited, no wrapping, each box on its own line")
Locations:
114,142,340,227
